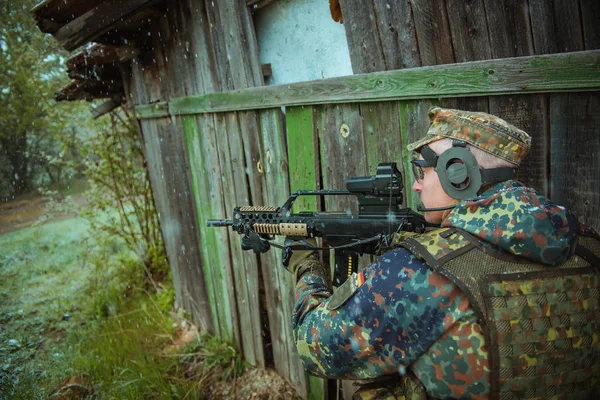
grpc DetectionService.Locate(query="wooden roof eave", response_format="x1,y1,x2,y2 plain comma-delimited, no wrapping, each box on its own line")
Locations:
54,79,123,102
66,44,139,70
32,0,106,34
32,0,162,51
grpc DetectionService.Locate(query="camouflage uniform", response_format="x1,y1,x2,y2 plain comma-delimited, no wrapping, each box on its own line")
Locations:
290,108,598,399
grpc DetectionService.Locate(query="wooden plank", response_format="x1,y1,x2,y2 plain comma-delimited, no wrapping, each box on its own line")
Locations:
337,0,385,73
256,109,295,381
91,96,123,119
239,0,264,86
553,0,584,53
194,114,239,340
212,113,245,347
180,0,220,96
360,102,404,184
138,117,214,332
435,0,494,127
213,111,260,364
317,104,368,214
488,95,549,196
528,0,558,54
410,0,455,66
238,110,270,367
286,106,320,213
139,51,600,117
307,374,326,400
286,106,323,399
445,0,491,62
137,102,169,119
441,96,489,115
399,100,438,210
257,109,296,379
205,0,235,92
199,0,268,362
140,120,183,303
53,0,163,51
484,0,534,59
182,115,225,336
580,0,600,50
373,0,421,69
157,2,196,99
163,117,214,331
205,0,263,90
550,93,600,233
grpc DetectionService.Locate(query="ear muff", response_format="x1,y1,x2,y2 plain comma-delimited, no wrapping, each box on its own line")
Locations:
435,145,482,200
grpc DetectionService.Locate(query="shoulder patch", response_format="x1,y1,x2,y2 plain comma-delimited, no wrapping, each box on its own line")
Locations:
327,270,366,311
400,228,474,268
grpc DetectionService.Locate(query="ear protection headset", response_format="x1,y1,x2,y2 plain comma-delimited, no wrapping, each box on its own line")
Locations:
417,140,517,200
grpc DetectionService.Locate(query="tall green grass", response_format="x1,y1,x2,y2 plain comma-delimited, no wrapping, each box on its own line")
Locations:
0,215,246,400
67,298,200,399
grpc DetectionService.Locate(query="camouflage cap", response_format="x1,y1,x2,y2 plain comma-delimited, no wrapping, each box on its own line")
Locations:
407,107,532,165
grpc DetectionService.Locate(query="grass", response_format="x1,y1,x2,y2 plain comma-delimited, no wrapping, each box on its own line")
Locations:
0,217,98,398
67,298,200,399
50,176,90,196
4,176,90,203
0,213,245,399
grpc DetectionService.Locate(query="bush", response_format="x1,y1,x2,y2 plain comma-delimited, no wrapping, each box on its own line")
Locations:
81,110,168,289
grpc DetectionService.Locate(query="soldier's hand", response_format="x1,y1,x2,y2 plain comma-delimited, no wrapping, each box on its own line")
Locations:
282,237,324,281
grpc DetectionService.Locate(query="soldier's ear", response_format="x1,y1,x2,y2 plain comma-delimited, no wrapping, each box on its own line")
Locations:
435,142,482,200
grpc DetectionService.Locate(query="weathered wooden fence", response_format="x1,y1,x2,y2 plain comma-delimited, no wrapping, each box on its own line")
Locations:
121,1,600,398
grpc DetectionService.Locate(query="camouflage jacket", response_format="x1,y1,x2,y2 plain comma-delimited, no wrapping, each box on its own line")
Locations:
292,180,580,399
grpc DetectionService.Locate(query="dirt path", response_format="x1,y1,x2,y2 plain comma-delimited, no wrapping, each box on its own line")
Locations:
0,195,88,235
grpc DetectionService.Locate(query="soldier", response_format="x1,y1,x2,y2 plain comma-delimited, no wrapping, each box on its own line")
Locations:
283,107,600,399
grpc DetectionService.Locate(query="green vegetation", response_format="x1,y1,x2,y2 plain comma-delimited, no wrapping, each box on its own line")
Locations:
81,111,166,285
0,0,94,199
0,217,246,399
0,98,243,397
182,335,249,383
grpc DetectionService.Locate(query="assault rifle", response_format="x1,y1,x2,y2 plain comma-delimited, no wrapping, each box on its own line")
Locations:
207,163,429,286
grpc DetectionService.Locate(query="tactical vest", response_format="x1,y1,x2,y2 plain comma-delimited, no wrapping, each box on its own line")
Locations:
391,227,600,400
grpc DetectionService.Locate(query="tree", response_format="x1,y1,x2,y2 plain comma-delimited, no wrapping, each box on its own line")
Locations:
0,0,86,197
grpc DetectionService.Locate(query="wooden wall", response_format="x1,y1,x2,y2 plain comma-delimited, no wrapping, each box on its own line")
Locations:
339,0,600,230
122,0,315,397
123,1,600,399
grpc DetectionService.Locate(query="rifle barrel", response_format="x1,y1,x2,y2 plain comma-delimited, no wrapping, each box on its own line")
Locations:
206,219,234,227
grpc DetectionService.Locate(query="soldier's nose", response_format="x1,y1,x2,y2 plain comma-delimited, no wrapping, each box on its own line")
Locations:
412,180,422,193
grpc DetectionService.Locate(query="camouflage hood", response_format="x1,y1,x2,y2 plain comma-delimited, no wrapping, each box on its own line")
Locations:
441,181,580,266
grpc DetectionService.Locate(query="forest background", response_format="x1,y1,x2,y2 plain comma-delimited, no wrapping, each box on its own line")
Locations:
0,1,292,398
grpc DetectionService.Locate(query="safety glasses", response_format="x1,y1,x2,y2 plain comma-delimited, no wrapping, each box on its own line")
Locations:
410,146,438,181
